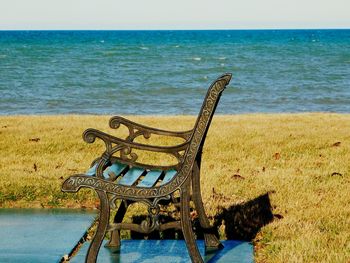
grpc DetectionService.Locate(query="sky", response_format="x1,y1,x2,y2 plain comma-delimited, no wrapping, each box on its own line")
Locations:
1,0,349,30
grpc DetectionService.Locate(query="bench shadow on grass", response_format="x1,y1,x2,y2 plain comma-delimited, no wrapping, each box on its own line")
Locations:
131,192,275,242
212,192,274,241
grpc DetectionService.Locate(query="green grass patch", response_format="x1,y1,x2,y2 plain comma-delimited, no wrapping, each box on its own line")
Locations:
0,114,349,262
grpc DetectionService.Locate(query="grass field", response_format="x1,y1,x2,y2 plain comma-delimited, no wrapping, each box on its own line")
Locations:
0,114,349,262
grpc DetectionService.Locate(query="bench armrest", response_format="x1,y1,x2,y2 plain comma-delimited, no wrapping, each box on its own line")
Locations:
83,128,188,177
109,116,193,141
83,128,189,153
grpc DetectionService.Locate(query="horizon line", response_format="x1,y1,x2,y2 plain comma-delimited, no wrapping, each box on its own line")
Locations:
1,27,349,31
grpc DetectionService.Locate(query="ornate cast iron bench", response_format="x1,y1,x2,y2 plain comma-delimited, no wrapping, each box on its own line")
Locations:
62,73,232,262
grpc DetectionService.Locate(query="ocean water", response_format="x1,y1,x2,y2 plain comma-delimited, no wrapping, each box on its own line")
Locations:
0,30,349,115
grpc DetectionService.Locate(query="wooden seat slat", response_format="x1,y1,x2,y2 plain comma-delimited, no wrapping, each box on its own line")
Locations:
118,167,145,186
85,164,97,176
105,163,127,178
85,163,127,179
137,170,163,188
161,169,177,185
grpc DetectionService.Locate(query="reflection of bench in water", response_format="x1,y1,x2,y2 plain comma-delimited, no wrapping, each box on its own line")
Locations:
62,74,232,262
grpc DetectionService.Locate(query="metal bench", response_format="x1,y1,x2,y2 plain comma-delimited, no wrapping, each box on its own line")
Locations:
62,73,232,262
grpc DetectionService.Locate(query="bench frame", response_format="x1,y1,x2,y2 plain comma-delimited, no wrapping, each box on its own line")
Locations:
62,73,232,263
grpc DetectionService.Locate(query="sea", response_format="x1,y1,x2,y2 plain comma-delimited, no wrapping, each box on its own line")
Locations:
0,30,349,115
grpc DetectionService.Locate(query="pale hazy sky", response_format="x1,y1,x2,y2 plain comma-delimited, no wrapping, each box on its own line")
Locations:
1,0,349,30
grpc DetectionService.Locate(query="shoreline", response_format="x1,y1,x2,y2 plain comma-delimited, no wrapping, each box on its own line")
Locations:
1,111,349,116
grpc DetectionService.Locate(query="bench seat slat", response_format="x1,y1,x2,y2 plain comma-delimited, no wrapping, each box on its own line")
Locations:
86,163,176,186
118,167,144,186
137,170,163,188
105,163,127,178
85,164,97,176
161,170,177,185
85,163,127,179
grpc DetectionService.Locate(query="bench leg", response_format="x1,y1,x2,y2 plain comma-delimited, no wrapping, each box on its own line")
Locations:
86,190,110,263
181,180,204,263
106,200,129,250
192,162,223,251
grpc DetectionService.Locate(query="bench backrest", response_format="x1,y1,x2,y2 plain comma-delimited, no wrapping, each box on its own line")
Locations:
180,73,232,178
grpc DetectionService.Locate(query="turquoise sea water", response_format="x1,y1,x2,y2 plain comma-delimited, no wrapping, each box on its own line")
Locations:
0,30,349,115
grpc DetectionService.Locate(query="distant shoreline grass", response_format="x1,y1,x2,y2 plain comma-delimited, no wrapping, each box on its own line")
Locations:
1,113,349,262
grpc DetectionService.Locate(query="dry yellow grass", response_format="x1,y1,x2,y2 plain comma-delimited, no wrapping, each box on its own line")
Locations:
0,114,349,262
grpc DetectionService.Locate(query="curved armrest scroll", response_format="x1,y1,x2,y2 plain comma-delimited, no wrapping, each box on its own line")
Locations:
83,128,189,153
109,116,193,141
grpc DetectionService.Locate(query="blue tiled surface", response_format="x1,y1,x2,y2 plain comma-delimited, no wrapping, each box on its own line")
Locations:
0,209,96,263
73,240,253,263
0,209,254,262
